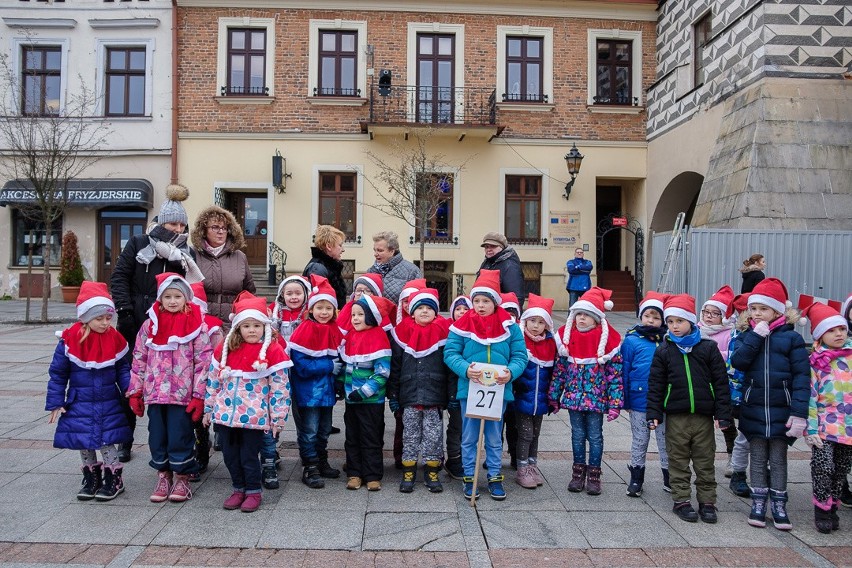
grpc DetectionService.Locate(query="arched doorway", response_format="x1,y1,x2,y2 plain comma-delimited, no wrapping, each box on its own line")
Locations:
650,171,703,233
596,212,644,312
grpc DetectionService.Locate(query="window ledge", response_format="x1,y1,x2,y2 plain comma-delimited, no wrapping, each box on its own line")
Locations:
102,116,153,122
587,104,644,115
307,97,368,107
496,102,554,112
407,242,460,249
215,96,275,106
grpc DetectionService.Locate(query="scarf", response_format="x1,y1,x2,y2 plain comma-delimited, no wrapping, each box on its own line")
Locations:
449,306,515,345
289,318,344,358
371,251,401,277
340,325,392,364
524,330,556,367
698,321,734,338
391,316,451,357
666,325,702,354
203,239,227,257
631,324,667,342
136,225,205,283
810,339,852,373
145,302,204,350
558,321,621,364
59,323,129,369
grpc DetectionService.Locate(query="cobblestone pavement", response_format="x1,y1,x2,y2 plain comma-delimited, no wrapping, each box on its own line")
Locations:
0,301,848,567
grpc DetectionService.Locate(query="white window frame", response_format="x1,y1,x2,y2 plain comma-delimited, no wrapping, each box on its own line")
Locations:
311,164,364,247
499,167,550,245
496,25,553,108
216,17,276,97
95,39,155,117
307,19,368,101
406,22,465,124
407,167,460,248
9,37,70,115
586,28,643,107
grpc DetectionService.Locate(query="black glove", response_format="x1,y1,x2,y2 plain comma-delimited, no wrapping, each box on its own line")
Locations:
718,419,733,430
334,382,345,401
347,389,364,403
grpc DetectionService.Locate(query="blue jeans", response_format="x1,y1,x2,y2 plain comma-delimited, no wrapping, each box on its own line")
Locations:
461,400,506,477
569,290,582,307
260,430,278,462
568,410,604,467
146,403,197,474
294,405,333,465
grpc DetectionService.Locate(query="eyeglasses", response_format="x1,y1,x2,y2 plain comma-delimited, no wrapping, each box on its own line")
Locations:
207,225,227,233
701,309,722,318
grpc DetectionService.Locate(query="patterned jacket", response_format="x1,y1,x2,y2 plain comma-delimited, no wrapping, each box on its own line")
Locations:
807,340,852,445
549,354,623,413
339,357,391,404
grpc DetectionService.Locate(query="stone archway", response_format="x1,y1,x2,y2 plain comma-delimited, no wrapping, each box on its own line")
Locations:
650,171,703,233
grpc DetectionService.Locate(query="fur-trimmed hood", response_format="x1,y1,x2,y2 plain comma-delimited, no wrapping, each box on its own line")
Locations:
191,206,246,253
735,307,801,332
739,264,764,274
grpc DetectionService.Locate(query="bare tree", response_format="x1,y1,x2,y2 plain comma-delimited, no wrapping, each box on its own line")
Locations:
0,48,110,322
362,128,470,269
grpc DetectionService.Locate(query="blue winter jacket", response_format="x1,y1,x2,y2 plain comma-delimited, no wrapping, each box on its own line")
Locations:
46,341,132,450
444,325,528,402
566,258,593,293
289,350,337,407
512,331,555,416
621,326,664,413
730,323,810,442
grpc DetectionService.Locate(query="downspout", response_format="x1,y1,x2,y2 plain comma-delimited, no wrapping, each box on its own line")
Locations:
170,0,178,184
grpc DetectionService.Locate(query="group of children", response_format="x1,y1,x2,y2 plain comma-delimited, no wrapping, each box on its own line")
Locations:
45,266,852,532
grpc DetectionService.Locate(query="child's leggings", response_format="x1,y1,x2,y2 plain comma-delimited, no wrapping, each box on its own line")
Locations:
730,430,751,473
750,437,788,491
515,411,543,464
80,445,119,467
628,410,668,469
812,440,852,507
401,406,443,462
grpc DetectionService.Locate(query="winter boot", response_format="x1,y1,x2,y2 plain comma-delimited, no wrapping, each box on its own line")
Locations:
662,468,671,493
626,465,645,497
462,476,479,500
168,474,192,502
301,463,325,489
488,474,506,500
529,460,544,486
814,503,833,534
769,489,792,530
673,501,699,522
117,442,132,463
585,466,602,496
515,464,537,489
95,465,124,501
150,471,173,503
729,471,751,497
568,464,586,493
841,479,852,508
698,503,718,524
240,493,262,513
77,463,103,501
424,460,443,493
262,458,279,490
223,491,245,510
399,460,417,493
195,425,210,474
444,455,464,480
748,487,769,528
317,458,340,479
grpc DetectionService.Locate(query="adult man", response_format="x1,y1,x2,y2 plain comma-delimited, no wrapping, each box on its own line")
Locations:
566,248,593,306
478,232,525,308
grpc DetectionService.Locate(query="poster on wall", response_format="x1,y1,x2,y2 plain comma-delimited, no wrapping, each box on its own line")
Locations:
549,211,580,248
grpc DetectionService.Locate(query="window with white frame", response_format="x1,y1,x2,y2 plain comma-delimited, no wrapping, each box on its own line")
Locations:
407,22,465,123
96,39,154,117
11,209,62,267
312,165,363,244
21,45,61,116
308,19,367,100
500,168,549,245
216,17,275,97
496,25,553,105
586,29,643,107
414,172,454,243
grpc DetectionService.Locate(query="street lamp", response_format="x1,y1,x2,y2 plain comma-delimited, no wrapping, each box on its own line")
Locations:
563,143,584,200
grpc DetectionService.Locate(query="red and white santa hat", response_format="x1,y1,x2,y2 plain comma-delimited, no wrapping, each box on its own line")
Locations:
841,293,852,322
471,269,502,305
663,293,698,325
190,282,208,313
800,301,848,340
500,292,520,314
570,286,614,322
703,285,735,320
222,291,273,372
732,293,749,314
397,277,427,323
308,274,338,310
747,277,792,315
272,275,310,320
521,293,554,330
353,273,384,297
155,272,193,303
410,288,440,313
76,281,116,323
638,291,668,318
356,294,395,328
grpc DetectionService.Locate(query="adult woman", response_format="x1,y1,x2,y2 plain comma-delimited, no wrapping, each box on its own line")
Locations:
740,253,766,294
478,231,526,308
190,206,255,327
366,231,422,304
303,225,347,307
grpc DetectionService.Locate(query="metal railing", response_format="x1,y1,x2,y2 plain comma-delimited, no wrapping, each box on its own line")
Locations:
507,237,548,246
312,87,362,97
368,84,497,126
267,242,287,284
592,95,639,106
220,85,270,96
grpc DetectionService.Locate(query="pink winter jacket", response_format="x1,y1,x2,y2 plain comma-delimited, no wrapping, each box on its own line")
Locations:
129,321,213,405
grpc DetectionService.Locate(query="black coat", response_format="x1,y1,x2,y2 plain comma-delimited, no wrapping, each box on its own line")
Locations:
478,246,525,308
647,338,732,423
388,343,454,408
740,269,765,294
303,246,347,308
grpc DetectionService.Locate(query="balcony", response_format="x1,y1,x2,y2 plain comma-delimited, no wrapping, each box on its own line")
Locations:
361,84,504,140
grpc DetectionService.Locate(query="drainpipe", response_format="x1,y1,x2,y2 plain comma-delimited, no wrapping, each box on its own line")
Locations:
170,0,178,184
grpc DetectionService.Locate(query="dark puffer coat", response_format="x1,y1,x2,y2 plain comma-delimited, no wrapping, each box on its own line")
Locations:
730,321,810,442
46,342,132,449
478,246,526,308
303,247,347,308
512,331,555,416
388,344,454,408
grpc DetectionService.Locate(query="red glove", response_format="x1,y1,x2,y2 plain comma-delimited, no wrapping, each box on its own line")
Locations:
186,398,204,422
607,408,621,422
128,393,145,417
548,400,561,415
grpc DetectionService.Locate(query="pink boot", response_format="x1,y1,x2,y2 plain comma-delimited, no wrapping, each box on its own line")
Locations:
150,471,172,503
223,491,246,510
240,493,262,513
515,464,537,489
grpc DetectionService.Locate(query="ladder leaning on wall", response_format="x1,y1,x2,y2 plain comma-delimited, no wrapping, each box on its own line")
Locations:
657,212,687,294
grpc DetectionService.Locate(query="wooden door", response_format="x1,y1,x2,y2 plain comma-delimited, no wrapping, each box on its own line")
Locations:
98,210,147,285
234,193,268,265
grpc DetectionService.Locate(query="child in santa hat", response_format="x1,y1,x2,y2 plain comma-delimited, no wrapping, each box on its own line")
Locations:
444,295,473,480
621,291,670,497
339,294,395,491
388,288,452,493
730,277,809,530
288,275,345,489
499,291,521,470
513,293,557,489
47,281,132,501
800,302,852,533
500,292,521,322
204,291,291,513
726,292,753,499
444,269,528,501
647,294,732,524
337,273,391,337
127,273,212,504
548,286,623,496
270,275,311,343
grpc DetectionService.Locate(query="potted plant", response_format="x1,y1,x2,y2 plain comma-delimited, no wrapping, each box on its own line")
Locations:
58,230,85,303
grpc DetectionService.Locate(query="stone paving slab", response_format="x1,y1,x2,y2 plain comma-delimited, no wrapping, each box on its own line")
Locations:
257,509,364,550
362,512,465,551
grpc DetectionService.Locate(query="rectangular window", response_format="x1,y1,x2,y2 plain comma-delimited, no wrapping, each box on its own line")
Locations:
594,39,633,105
11,209,62,267
318,172,357,241
414,173,453,242
105,47,146,116
226,28,267,96
316,30,358,96
21,45,61,116
504,36,544,102
416,34,455,124
694,12,712,88
505,175,541,243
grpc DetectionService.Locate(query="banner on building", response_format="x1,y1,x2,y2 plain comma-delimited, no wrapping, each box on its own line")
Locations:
549,211,580,248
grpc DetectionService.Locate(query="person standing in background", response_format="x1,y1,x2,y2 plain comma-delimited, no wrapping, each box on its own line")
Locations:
739,254,766,294
566,248,593,307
